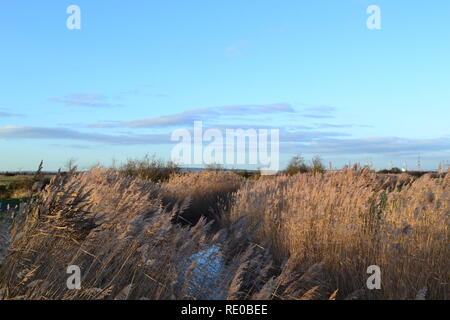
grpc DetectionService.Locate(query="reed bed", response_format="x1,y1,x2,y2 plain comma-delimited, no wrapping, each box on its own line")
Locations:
228,169,449,299
0,168,448,300
0,169,222,299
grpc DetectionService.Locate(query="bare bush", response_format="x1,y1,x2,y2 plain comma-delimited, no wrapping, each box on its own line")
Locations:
119,154,181,182
285,155,310,175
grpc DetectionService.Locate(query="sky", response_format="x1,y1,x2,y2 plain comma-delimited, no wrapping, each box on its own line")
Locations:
0,0,449,171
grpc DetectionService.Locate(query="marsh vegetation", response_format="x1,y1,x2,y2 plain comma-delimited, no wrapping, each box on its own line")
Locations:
0,159,448,300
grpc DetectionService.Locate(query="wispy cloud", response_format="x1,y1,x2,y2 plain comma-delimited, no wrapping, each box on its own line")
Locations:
301,105,337,119
314,123,354,129
282,136,450,156
0,126,170,145
314,123,374,129
6,99,436,158
0,108,23,118
50,93,123,108
2,125,449,158
0,125,349,147
220,103,295,115
90,103,295,129
281,130,351,142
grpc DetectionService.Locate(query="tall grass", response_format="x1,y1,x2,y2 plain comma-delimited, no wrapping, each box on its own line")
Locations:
0,167,448,300
0,168,219,299
227,169,449,299
162,171,243,225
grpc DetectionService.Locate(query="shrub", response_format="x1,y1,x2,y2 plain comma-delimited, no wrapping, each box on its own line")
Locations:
285,155,310,175
378,167,403,174
119,155,181,182
234,169,261,180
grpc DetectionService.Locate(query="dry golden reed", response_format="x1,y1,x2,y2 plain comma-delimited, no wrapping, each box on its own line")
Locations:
0,167,448,300
228,169,449,299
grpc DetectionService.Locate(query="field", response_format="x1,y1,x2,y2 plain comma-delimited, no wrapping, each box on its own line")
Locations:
0,174,37,186
0,167,448,300
1,175,34,200
0,174,30,193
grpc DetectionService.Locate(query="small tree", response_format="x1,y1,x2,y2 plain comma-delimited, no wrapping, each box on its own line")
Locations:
285,155,310,175
311,156,325,174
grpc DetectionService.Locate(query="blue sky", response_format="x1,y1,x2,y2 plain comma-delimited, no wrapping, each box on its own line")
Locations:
0,0,449,171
